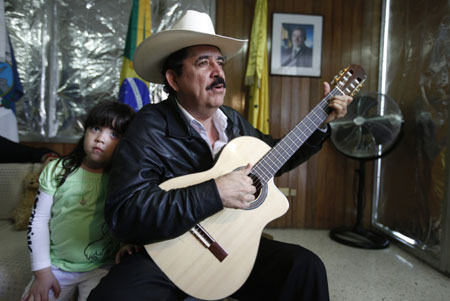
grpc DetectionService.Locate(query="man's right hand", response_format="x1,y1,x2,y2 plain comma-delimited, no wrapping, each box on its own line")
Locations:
22,267,61,301
215,163,256,209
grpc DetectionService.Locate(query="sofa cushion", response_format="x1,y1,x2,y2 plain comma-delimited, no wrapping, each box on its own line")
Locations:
0,163,42,220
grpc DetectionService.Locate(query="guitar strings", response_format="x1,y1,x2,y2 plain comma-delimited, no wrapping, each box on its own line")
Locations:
249,87,342,195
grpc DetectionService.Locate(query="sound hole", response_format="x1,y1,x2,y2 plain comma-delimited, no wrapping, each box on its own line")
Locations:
246,173,267,210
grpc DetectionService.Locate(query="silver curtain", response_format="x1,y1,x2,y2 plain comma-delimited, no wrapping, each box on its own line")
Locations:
5,0,213,142
373,0,450,274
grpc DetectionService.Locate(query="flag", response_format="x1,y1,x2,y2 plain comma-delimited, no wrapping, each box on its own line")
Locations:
245,0,269,134
118,77,150,111
120,0,151,85
0,0,23,142
0,37,23,113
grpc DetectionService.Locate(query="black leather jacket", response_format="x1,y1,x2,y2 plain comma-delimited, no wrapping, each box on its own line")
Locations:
106,96,330,244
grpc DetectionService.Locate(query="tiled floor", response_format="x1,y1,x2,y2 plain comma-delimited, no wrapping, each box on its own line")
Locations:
264,229,450,301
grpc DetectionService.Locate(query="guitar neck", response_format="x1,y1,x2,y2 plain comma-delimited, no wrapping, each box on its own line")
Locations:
252,88,341,184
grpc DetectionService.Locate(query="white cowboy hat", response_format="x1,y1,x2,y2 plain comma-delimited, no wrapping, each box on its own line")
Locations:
133,10,247,84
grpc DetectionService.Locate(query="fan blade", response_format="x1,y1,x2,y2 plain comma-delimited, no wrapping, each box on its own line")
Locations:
335,126,374,155
334,124,357,142
362,119,395,145
345,98,361,117
354,96,378,116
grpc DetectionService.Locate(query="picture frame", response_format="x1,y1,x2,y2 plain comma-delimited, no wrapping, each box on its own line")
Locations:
270,13,323,77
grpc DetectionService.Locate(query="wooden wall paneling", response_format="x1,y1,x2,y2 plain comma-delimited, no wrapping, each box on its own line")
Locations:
269,76,282,138
351,0,363,67
313,149,328,227
360,0,374,92
329,0,343,80
305,151,321,227
282,0,295,13
341,1,353,68
217,0,255,114
320,133,338,227
320,0,334,82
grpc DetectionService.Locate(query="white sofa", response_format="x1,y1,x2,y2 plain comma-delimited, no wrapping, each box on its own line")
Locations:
0,162,42,300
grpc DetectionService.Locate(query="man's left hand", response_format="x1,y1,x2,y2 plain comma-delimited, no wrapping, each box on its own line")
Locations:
321,81,353,126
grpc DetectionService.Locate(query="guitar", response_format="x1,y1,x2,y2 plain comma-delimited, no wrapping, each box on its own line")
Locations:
144,64,367,300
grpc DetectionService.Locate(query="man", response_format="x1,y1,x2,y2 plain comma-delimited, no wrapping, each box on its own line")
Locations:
89,10,351,300
281,26,313,67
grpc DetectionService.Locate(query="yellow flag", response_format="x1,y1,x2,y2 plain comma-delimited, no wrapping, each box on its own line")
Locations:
245,0,269,134
120,0,151,85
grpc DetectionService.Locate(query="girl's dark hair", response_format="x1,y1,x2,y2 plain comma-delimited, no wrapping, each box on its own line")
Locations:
56,101,136,186
162,47,189,96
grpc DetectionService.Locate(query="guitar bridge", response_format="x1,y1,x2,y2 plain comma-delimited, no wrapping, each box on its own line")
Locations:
190,224,228,262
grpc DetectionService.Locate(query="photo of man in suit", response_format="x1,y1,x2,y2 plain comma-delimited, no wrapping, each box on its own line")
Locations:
281,25,313,68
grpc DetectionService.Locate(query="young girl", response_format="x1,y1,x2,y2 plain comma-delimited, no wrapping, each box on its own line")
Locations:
22,101,136,301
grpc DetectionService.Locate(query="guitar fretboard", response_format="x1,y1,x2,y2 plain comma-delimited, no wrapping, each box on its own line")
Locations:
252,88,341,184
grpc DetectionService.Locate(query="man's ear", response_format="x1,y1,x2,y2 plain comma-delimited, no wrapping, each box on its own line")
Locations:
165,70,179,92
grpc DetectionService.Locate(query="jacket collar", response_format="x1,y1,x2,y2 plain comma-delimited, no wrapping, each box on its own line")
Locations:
165,96,191,138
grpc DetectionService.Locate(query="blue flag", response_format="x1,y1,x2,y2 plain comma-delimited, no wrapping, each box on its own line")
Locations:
0,36,23,114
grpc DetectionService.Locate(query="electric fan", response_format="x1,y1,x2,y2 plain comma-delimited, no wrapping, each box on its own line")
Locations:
329,92,403,249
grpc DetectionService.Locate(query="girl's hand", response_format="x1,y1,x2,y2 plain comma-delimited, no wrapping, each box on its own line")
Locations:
22,267,61,301
115,244,142,264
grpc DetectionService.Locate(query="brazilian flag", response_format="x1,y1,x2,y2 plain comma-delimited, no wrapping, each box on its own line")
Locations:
120,0,151,85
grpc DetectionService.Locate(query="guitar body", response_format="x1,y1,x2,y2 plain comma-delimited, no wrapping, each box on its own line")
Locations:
144,136,289,300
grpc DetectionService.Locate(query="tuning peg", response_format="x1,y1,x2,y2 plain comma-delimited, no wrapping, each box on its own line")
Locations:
331,75,338,86
351,85,364,96
331,70,344,86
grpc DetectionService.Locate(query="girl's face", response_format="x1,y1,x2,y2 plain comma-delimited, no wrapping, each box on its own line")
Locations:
82,126,120,171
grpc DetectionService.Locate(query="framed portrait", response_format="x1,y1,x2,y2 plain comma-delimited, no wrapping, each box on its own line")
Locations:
270,13,323,77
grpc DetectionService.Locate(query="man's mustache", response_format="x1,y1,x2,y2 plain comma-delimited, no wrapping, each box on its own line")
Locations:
206,77,227,90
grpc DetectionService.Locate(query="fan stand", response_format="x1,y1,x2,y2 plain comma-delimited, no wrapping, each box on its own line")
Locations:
330,159,390,249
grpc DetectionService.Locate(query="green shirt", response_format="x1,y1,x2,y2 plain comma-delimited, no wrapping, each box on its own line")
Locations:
39,159,120,272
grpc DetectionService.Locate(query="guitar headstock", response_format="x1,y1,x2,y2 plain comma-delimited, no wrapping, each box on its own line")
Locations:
331,64,367,96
